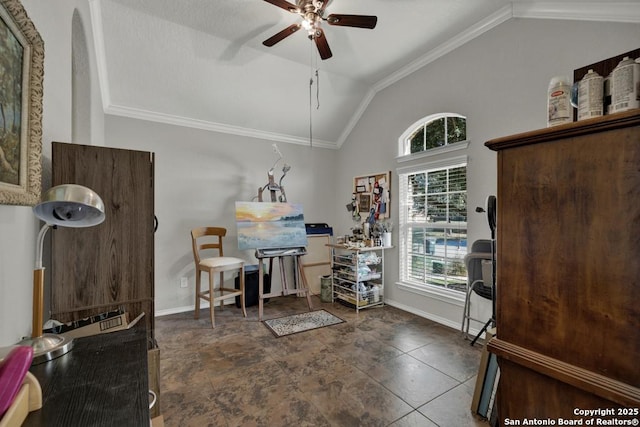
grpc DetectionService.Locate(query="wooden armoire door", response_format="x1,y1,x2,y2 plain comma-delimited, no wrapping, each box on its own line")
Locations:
486,110,640,423
51,142,155,338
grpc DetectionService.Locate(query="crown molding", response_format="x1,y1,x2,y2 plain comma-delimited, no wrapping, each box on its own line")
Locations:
371,2,639,96
373,5,514,94
341,2,638,145
92,1,639,148
335,5,513,147
342,5,512,149
335,88,377,148
104,104,338,149
512,2,640,23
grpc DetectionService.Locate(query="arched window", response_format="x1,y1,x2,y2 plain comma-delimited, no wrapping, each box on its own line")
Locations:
397,113,468,293
399,113,467,157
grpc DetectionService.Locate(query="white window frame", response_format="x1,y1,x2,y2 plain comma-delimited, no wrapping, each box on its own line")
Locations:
396,113,469,303
397,112,468,163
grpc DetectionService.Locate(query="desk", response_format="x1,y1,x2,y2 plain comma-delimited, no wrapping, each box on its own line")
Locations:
24,325,149,427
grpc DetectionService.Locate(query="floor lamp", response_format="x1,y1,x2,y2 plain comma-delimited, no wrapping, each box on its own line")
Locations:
19,184,105,364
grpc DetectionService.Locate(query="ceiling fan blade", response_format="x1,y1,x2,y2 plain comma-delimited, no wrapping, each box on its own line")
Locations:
263,24,302,47
263,0,300,13
314,28,332,60
326,14,377,29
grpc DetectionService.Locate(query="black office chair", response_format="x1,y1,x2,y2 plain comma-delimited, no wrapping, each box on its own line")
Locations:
461,239,493,343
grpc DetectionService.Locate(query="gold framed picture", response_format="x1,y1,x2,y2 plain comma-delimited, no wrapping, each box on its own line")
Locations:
0,0,44,205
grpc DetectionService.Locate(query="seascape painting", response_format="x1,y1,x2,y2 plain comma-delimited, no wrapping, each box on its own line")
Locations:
235,202,308,250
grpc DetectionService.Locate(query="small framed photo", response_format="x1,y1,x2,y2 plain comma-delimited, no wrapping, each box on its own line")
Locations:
355,185,366,193
358,194,371,212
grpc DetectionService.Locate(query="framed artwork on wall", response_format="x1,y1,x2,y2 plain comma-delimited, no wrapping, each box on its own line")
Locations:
0,0,44,206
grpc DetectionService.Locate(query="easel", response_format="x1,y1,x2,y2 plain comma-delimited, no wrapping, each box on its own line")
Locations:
254,165,313,321
258,171,287,203
255,248,314,321
257,145,289,204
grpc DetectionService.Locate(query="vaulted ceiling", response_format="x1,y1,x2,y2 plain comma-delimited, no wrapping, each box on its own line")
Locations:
91,0,639,148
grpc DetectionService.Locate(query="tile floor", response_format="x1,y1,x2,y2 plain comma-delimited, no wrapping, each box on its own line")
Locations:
155,295,490,427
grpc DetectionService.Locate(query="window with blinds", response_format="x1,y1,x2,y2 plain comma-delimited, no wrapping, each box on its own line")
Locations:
397,113,468,293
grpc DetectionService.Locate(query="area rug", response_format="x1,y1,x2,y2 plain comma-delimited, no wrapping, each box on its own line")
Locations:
263,309,345,338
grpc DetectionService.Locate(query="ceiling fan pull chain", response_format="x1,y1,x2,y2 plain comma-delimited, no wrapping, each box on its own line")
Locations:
309,80,313,149
309,64,313,149
315,69,320,109
308,40,314,148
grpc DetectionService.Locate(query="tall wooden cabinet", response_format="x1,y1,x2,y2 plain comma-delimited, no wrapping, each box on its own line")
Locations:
486,110,640,422
50,142,155,339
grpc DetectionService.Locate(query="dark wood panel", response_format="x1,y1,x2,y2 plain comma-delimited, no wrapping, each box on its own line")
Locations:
495,125,640,384
25,325,149,426
51,142,155,336
489,338,640,407
497,359,628,422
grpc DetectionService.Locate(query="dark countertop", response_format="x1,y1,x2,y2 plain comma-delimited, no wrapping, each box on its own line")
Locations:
24,325,149,427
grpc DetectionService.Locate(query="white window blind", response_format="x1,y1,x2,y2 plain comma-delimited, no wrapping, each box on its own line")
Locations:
398,162,468,292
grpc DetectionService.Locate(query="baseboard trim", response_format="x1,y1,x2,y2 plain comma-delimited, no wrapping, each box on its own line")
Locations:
155,300,235,317
384,298,485,338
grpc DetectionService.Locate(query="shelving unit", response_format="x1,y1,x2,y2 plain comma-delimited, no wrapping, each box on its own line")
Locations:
327,244,386,311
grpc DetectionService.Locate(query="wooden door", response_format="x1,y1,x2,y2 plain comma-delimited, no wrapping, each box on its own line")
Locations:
51,142,155,338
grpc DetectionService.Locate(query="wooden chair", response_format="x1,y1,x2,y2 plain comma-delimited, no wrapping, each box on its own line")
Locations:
191,227,246,328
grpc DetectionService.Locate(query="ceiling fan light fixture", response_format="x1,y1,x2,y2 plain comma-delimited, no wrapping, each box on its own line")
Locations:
301,19,313,31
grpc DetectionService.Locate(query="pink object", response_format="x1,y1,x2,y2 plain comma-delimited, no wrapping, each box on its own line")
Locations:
0,346,34,418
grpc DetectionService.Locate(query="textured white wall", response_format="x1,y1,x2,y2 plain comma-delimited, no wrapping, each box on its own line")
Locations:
103,116,338,313
335,18,640,330
0,0,104,345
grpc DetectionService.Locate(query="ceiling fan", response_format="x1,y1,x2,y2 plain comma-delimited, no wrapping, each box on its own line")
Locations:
262,0,377,60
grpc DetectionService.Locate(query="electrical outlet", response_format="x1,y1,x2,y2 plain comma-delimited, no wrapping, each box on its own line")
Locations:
180,277,188,288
